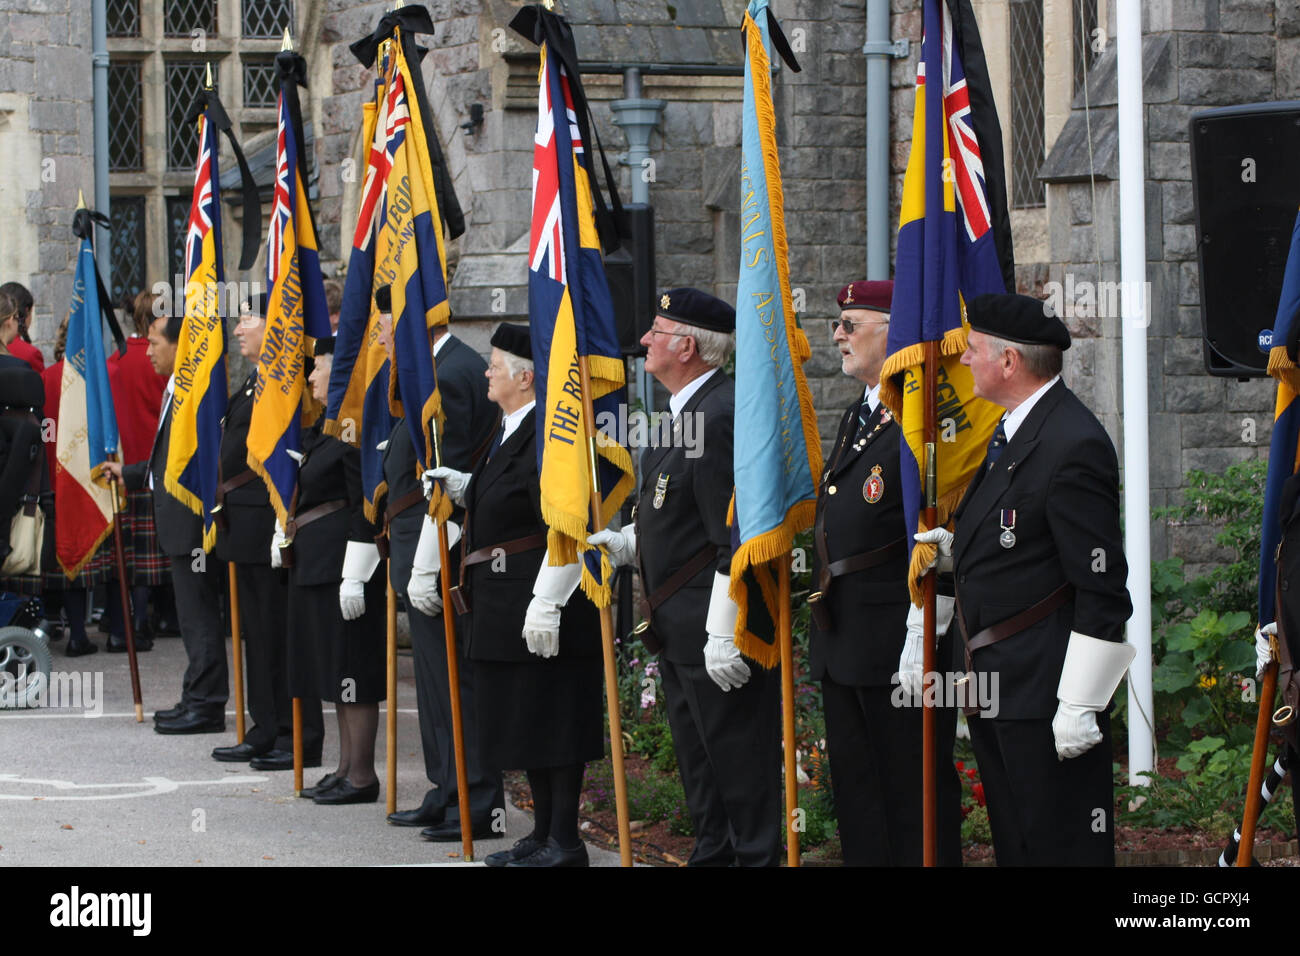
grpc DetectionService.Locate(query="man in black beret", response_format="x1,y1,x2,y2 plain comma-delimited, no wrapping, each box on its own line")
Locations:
810,279,962,865
590,287,782,866
915,291,1133,865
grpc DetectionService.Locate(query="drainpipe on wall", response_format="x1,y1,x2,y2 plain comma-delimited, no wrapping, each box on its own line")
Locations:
92,0,111,285
863,0,908,280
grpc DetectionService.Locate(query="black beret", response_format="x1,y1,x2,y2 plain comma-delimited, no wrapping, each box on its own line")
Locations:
373,284,392,314
837,280,893,313
313,336,335,357
655,288,735,333
490,323,532,361
241,292,269,319
966,293,1070,351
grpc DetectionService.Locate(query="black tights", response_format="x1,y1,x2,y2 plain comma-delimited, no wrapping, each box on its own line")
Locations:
525,763,586,849
333,702,379,787
63,584,125,646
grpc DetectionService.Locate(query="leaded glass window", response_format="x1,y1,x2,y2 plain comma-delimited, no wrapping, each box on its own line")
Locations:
1010,0,1045,209
243,0,293,39
1072,0,1099,98
243,59,278,108
108,63,143,171
166,196,192,285
107,0,140,37
110,196,147,304
167,61,214,171
165,0,217,37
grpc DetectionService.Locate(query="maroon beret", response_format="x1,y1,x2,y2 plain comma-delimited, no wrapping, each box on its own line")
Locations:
837,280,893,313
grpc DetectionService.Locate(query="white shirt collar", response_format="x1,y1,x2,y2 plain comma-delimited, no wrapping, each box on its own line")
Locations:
1001,375,1060,441
864,382,881,415
500,399,536,444
433,332,451,357
668,367,718,419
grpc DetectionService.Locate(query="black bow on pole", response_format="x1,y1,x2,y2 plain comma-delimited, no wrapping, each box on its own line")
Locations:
185,85,264,272
740,6,803,73
350,4,465,240
509,4,625,256
71,206,127,358
273,48,326,246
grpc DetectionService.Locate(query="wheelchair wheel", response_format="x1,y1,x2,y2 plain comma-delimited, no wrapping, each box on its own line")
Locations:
0,626,52,709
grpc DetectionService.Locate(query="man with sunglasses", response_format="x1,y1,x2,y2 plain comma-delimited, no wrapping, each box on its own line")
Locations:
810,280,962,865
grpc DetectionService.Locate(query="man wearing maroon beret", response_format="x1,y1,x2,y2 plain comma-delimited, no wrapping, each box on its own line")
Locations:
809,279,962,865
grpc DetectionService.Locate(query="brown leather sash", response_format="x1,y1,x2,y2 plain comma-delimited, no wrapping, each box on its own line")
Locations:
954,582,1074,715
280,499,347,568
807,537,907,631
633,543,717,653
447,531,548,615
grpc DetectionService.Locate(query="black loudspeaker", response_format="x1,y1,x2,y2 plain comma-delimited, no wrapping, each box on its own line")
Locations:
1191,101,1300,377
604,203,655,356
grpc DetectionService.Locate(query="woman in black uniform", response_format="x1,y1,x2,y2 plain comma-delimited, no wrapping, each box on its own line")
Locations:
281,336,386,804
428,324,603,866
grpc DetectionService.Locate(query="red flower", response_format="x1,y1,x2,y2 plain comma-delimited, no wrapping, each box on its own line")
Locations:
965,768,976,780
972,782,985,806
955,761,965,771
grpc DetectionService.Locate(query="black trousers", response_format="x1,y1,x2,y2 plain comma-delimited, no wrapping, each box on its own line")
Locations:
170,555,228,716
969,709,1115,866
236,563,321,756
659,656,781,867
821,675,963,866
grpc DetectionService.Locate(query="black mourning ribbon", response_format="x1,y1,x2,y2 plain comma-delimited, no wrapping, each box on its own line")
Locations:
185,85,263,271
509,4,625,257
349,4,464,240
741,6,803,73
71,207,127,358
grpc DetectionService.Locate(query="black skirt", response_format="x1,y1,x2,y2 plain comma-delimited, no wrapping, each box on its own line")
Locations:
287,573,386,704
476,655,604,771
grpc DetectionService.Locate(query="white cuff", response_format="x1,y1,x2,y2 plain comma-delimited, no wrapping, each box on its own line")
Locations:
412,517,460,573
705,571,739,638
342,541,381,582
532,548,582,605
905,595,956,636
1056,631,1137,710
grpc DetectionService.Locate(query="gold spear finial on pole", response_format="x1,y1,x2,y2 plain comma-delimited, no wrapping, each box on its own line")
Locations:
282,28,293,51
543,0,555,9
77,189,87,209
204,61,214,90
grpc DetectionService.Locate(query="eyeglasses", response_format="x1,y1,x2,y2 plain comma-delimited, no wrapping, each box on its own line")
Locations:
831,316,889,335
646,327,691,339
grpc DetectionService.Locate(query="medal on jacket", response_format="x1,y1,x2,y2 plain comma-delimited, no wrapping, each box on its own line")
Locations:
653,473,669,509
999,509,1017,549
863,464,885,503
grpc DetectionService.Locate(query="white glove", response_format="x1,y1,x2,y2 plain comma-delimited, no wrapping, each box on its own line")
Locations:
587,526,636,569
898,598,954,698
1053,631,1137,760
1256,622,1277,680
703,572,750,691
271,520,287,569
407,517,444,617
913,527,954,574
522,550,582,659
339,541,380,621
424,466,470,506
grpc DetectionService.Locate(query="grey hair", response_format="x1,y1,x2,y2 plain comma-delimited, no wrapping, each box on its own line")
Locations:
981,334,1062,380
502,352,535,379
668,320,734,368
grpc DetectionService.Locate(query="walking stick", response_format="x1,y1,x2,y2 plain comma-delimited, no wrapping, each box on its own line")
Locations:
292,697,304,796
778,558,799,866
576,355,633,867
107,462,143,722
1220,749,1291,866
921,340,939,866
1237,636,1281,866
386,574,397,816
228,565,245,743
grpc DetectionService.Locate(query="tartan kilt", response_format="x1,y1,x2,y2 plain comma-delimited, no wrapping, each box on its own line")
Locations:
2,502,134,595
128,489,169,586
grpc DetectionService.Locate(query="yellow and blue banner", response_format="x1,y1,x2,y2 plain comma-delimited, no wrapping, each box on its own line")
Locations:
1259,209,1300,623
879,0,1014,604
247,50,331,526
516,7,634,607
166,109,230,552
55,232,120,577
729,0,820,666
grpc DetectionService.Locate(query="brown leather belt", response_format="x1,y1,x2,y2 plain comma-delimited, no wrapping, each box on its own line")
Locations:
212,469,258,531
447,531,548,615
807,537,907,631
386,488,425,521
954,582,1074,715
280,499,347,568
633,543,717,653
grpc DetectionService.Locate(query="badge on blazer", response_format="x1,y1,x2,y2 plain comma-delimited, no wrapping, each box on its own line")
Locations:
999,508,1017,549
863,465,885,503
653,472,669,509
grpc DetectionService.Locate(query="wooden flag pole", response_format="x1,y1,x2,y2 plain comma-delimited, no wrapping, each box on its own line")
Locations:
292,697,304,795
921,339,939,867
576,355,633,867
1237,636,1280,866
228,565,245,742
386,574,398,816
778,556,799,866
107,463,143,722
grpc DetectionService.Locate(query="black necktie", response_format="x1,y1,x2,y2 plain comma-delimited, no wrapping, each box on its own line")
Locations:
985,420,1008,471
858,397,873,429
487,421,505,459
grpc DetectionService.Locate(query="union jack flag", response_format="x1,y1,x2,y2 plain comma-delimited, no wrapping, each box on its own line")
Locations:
266,91,292,289
184,114,215,280
529,54,583,283
354,66,411,254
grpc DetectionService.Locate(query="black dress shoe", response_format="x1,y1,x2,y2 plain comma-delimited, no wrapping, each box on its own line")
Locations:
249,749,322,771
65,641,98,658
106,635,153,653
484,835,546,868
301,773,343,799
506,837,589,868
421,818,497,842
211,741,271,763
387,805,446,827
153,701,185,722
154,711,225,735
313,779,380,805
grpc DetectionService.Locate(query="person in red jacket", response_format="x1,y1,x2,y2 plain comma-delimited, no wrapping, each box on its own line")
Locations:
0,282,46,374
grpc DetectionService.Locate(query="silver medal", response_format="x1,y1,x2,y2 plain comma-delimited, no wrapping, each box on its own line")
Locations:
999,529,1016,549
